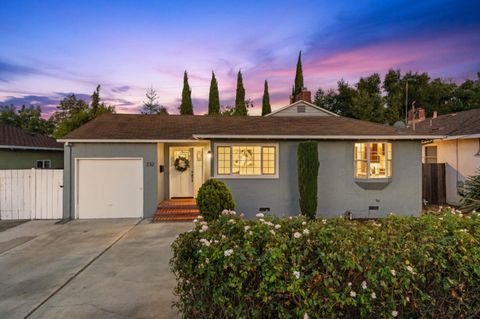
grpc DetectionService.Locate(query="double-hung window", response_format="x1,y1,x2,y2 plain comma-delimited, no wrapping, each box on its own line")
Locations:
216,144,278,178
354,142,392,179
36,160,51,169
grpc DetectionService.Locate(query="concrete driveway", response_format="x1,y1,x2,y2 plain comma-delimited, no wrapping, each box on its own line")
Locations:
0,219,192,319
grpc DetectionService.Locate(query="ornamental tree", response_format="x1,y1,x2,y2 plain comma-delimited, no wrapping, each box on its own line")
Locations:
179,71,194,115
297,141,319,219
294,51,304,95
262,80,271,116
208,72,220,115
234,70,247,116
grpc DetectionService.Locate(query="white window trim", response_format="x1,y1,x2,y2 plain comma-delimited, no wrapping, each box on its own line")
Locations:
354,142,392,181
36,159,52,169
424,145,438,163
213,143,279,179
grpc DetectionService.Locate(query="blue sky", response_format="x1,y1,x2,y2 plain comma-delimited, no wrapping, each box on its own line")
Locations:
0,0,479,116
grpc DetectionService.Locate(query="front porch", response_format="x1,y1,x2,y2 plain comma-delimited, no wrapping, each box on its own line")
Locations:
153,199,200,222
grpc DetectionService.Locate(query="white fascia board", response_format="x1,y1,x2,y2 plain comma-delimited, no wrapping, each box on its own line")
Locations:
57,139,197,143
443,134,480,140
192,134,446,140
0,145,63,151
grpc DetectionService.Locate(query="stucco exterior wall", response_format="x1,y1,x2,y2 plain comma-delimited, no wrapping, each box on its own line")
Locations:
422,138,480,205
0,149,63,169
213,140,422,219
63,143,158,219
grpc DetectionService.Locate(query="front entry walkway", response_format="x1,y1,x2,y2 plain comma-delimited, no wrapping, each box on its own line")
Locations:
153,199,200,222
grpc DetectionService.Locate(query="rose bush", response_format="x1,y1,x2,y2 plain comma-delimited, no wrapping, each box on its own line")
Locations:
171,208,480,318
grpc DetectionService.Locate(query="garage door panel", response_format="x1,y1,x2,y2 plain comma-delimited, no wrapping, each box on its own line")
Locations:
77,159,143,218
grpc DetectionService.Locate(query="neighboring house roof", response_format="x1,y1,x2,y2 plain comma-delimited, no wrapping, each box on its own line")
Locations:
0,123,63,150
60,114,440,142
413,108,480,137
265,100,340,117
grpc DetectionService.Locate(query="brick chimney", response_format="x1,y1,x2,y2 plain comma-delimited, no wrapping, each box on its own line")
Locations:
407,107,426,126
292,87,312,103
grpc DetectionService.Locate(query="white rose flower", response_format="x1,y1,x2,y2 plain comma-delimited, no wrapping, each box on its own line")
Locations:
244,226,251,231
303,229,310,235
390,269,396,276
193,219,198,223
199,238,211,246
256,213,264,218
224,249,234,257
274,224,281,229
228,219,236,224
361,281,367,290
302,221,307,226
199,225,209,233
392,310,398,317
350,290,356,297
293,232,302,239
371,292,377,299
270,230,276,235
348,282,352,287
293,271,300,279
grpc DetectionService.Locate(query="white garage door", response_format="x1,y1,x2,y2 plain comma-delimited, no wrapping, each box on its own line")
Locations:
76,158,143,218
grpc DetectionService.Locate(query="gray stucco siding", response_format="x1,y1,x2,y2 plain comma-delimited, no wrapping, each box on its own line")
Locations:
212,140,422,219
212,141,300,218
316,140,422,218
63,143,158,219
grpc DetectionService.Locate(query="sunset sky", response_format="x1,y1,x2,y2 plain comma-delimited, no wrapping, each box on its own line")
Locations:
1,0,479,116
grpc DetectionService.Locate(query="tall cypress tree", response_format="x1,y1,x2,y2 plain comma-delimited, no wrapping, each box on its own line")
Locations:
91,85,101,113
262,80,271,116
234,70,247,115
208,72,220,115
179,71,194,115
294,51,304,95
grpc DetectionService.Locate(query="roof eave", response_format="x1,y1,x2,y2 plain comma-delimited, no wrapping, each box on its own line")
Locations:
192,134,446,140
0,145,64,151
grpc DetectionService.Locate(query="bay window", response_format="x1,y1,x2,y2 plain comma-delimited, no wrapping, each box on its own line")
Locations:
354,142,392,179
216,144,278,177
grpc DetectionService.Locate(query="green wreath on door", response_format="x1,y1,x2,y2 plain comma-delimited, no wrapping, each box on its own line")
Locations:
174,156,190,172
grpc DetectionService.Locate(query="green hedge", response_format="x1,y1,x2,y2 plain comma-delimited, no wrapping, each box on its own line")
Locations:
297,141,319,219
171,209,480,318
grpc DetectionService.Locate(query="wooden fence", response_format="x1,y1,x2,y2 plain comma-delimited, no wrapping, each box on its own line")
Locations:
422,163,446,205
0,169,63,220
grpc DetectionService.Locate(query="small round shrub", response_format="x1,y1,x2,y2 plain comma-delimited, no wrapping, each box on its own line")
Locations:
196,179,235,221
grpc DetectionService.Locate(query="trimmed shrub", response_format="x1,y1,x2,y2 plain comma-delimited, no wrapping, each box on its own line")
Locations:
297,141,319,219
461,168,480,212
196,179,235,221
171,209,480,318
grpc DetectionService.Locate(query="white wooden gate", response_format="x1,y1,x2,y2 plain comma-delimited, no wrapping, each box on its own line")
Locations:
0,169,63,220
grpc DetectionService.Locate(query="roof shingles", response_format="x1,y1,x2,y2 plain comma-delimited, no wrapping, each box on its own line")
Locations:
413,108,480,136
0,123,63,149
62,114,431,140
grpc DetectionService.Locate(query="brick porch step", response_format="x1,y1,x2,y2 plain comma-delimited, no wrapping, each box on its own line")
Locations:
153,198,200,222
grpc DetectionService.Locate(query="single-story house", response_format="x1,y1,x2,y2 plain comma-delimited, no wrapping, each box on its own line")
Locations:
0,123,64,169
59,101,439,220
413,108,480,205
